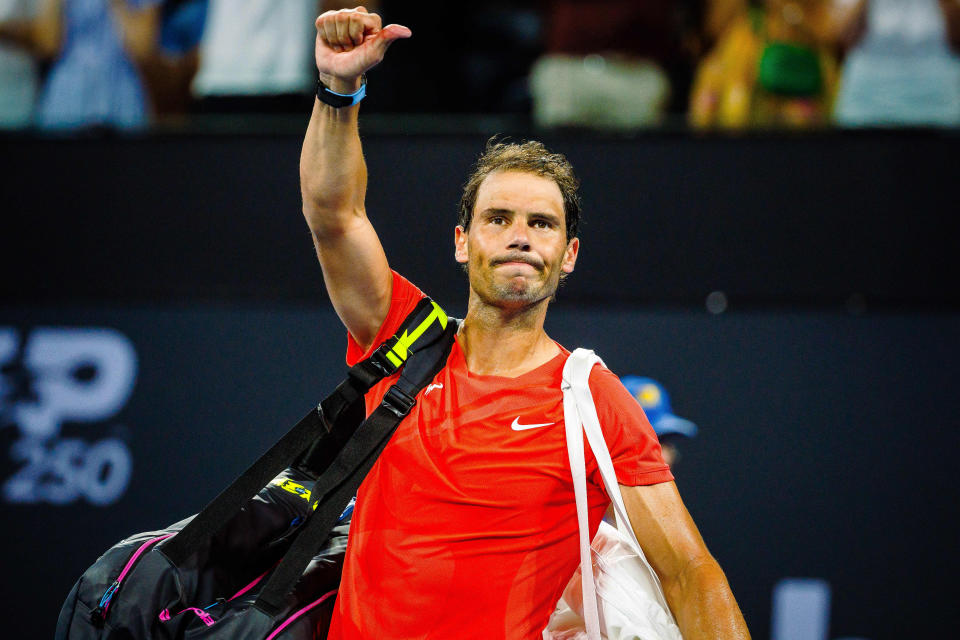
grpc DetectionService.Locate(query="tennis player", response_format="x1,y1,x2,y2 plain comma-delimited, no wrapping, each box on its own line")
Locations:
301,7,750,639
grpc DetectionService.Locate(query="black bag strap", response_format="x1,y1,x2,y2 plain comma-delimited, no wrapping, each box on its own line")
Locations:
161,297,453,567
253,312,456,616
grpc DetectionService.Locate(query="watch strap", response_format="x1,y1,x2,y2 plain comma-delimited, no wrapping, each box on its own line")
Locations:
316,76,367,108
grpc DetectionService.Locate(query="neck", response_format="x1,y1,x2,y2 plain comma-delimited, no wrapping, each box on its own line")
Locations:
458,292,560,377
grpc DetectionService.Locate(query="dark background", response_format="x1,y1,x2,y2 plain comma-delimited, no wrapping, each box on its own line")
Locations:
1,129,958,639
2,129,957,308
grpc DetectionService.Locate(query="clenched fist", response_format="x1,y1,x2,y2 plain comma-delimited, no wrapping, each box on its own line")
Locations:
315,7,411,93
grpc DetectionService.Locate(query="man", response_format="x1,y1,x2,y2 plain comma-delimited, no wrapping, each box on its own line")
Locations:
622,376,699,468
301,7,750,638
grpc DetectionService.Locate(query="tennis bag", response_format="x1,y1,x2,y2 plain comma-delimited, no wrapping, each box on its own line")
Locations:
55,298,456,640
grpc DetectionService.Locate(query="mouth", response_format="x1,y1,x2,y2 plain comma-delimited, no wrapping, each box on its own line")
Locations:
491,255,543,271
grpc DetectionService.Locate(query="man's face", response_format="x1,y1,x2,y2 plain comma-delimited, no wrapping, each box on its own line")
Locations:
455,171,579,310
660,442,678,468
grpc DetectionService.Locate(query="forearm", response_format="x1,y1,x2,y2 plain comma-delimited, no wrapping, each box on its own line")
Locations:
0,15,58,58
4,0,63,59
0,20,34,49
662,556,750,640
301,8,410,235
942,0,960,52
299,76,368,236
111,4,160,64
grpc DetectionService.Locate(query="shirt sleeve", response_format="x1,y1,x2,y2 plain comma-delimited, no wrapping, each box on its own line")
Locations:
345,271,427,366
587,365,674,487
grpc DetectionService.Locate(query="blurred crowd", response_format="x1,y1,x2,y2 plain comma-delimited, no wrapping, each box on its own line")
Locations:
1,0,959,132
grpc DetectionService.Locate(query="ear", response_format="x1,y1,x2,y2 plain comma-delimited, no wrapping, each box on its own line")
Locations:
454,225,469,264
561,237,579,274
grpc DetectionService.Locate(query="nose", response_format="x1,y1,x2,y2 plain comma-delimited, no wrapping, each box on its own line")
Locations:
507,226,530,251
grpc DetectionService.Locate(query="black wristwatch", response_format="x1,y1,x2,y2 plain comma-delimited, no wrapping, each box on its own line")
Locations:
316,76,367,108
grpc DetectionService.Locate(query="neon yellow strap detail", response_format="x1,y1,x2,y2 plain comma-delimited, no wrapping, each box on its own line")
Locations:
272,478,311,502
385,301,449,367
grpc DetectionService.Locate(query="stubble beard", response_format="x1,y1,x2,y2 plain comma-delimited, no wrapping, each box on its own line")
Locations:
469,261,560,312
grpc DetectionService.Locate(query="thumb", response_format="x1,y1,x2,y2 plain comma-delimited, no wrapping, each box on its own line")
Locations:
373,23,412,51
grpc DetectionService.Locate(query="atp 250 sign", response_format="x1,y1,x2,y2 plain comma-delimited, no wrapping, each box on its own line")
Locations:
1,327,137,506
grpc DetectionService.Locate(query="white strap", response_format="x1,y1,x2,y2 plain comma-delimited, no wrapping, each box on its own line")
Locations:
562,367,602,638
562,348,673,640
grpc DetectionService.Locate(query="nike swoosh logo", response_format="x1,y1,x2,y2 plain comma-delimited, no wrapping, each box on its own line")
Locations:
511,417,555,431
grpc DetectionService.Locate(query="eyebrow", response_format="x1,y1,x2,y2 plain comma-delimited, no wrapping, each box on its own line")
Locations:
479,208,513,217
479,207,562,223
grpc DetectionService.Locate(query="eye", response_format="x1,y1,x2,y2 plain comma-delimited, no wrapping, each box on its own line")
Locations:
531,219,553,230
490,215,507,225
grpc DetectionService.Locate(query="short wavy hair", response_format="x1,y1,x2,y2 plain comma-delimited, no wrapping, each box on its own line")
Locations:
457,139,581,241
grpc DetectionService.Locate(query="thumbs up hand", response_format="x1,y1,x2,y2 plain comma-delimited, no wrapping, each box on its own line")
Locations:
314,7,412,93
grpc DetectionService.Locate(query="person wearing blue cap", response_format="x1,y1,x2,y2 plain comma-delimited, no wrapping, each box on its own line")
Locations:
621,376,698,468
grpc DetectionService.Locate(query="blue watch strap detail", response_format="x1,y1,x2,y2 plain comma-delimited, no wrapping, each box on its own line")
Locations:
316,76,367,108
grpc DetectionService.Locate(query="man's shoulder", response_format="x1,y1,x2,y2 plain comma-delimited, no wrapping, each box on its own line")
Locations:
585,359,639,406
390,270,427,301
346,271,429,366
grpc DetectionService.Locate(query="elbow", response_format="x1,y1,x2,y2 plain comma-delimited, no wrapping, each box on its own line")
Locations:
300,180,362,230
301,201,365,239
661,555,750,639
301,201,334,235
300,190,343,229
660,551,721,605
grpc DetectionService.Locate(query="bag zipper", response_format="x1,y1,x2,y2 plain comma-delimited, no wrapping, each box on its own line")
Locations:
159,606,216,627
155,574,336,633
157,567,271,627
227,568,271,601
264,589,337,640
89,533,174,626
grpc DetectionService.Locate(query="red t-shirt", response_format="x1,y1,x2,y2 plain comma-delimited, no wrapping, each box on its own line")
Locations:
327,272,673,640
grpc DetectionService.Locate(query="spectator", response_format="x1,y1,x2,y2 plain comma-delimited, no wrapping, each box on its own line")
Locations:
704,0,751,44
621,376,698,468
946,0,960,50
31,0,165,131
689,0,849,129
138,0,207,120
834,0,960,127
530,0,700,130
0,0,43,128
191,0,320,114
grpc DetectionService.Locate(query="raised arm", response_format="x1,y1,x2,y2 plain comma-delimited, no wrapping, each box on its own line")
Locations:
300,7,411,349
622,481,751,639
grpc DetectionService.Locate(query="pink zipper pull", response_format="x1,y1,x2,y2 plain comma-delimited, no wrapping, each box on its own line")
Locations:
159,606,216,627
195,609,215,626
